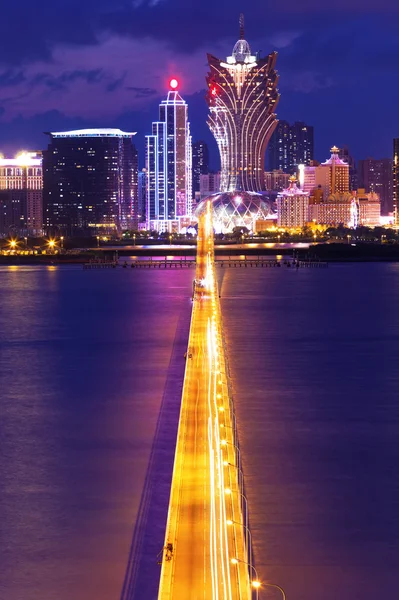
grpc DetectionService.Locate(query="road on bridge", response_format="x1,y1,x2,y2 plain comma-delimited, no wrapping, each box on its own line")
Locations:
157,203,251,600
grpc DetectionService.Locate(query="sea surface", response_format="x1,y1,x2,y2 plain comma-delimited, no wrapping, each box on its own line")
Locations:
220,263,399,600
1,263,399,599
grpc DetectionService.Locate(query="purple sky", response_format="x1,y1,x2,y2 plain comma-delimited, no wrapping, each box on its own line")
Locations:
0,1,398,168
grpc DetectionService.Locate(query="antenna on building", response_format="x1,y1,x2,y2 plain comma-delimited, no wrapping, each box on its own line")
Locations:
239,13,245,40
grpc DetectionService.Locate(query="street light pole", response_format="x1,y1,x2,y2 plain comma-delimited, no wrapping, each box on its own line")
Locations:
263,583,287,600
231,558,260,600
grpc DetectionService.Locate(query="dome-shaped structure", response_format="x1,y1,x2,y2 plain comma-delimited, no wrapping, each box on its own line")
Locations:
195,191,273,233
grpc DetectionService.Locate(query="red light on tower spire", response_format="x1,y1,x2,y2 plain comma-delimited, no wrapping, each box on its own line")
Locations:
169,78,179,90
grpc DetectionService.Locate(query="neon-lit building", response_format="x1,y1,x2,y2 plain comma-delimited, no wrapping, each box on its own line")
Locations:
277,176,309,228
146,80,192,232
206,14,279,193
43,129,138,235
0,152,43,235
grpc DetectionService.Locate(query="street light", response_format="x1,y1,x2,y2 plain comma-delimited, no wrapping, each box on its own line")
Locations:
230,558,260,600
24,236,28,250
169,234,172,246
96,235,100,248
224,486,249,551
60,236,64,250
226,518,252,563
48,239,56,253
133,233,136,246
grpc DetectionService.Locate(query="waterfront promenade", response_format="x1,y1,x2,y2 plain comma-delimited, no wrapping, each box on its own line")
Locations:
157,202,252,599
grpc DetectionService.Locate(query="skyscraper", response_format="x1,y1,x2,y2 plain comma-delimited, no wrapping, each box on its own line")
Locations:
138,168,147,224
338,145,357,191
146,80,192,232
358,158,393,215
43,129,138,235
267,120,314,173
192,141,209,194
206,14,279,192
0,152,43,236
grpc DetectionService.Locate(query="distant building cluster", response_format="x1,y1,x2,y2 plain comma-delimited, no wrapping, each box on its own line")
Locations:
267,120,314,174
276,147,382,229
0,15,398,238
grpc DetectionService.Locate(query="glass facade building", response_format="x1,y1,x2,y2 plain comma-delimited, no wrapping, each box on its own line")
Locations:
43,129,138,235
206,16,279,193
146,89,192,230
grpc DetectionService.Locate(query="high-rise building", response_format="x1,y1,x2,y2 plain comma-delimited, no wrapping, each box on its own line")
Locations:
206,14,279,192
338,145,357,191
394,139,399,224
138,168,147,224
0,152,43,236
264,170,291,192
304,146,349,201
199,172,221,200
146,80,192,232
267,120,314,173
192,141,209,194
277,177,309,228
358,157,393,216
43,129,138,235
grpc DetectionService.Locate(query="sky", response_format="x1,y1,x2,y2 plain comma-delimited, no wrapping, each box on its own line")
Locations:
0,0,398,169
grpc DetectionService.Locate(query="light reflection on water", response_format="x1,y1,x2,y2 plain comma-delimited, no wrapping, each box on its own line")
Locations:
220,263,399,600
2,263,399,600
0,267,192,600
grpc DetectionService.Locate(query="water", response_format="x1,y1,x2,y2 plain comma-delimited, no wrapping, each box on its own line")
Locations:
1,263,399,599
0,266,192,600
220,263,399,600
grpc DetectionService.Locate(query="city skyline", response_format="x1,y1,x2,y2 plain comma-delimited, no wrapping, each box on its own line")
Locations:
0,5,398,166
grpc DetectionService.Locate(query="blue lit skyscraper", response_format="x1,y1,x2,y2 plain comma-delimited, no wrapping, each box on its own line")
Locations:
146,79,192,232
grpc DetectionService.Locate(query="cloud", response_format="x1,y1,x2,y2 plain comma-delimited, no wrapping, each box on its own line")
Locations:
0,35,209,120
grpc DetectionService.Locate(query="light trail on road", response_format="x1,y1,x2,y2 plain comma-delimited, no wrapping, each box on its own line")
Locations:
157,202,252,600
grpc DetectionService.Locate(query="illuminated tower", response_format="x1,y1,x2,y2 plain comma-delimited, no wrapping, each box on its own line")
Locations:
206,14,279,192
146,79,192,231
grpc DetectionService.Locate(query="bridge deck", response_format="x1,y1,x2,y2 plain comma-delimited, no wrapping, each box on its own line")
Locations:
158,204,251,600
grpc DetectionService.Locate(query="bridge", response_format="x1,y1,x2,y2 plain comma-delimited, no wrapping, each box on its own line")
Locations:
157,201,256,600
